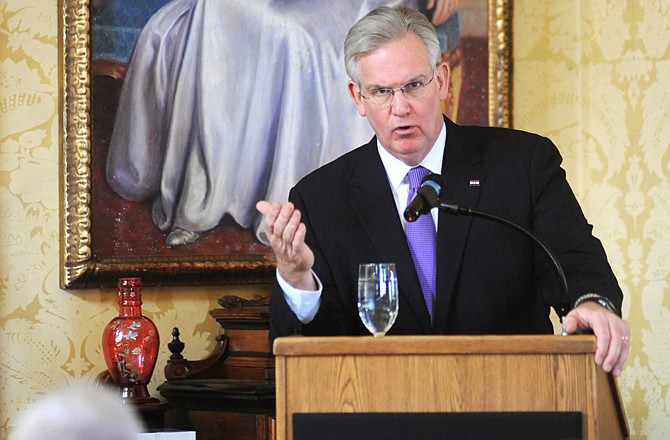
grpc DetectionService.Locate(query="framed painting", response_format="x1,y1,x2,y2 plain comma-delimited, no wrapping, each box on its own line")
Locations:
59,0,512,288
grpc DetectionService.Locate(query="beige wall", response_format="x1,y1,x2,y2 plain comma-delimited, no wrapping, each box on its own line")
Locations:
514,2,670,437
0,1,668,438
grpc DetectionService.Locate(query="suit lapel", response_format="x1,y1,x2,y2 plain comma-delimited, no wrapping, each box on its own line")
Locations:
347,140,433,332
433,119,486,333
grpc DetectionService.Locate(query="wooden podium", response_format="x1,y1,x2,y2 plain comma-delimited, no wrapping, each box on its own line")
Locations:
274,335,628,440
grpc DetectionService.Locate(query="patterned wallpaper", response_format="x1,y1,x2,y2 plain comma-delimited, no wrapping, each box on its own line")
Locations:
514,2,670,438
0,2,224,435
0,0,668,439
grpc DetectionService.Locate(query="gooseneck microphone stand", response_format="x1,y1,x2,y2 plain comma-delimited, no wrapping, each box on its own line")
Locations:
439,201,572,328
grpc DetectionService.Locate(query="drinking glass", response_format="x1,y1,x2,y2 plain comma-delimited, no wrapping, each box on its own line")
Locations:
357,263,399,337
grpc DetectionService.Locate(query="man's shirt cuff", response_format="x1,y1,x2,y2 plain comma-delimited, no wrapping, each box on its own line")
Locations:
277,269,323,323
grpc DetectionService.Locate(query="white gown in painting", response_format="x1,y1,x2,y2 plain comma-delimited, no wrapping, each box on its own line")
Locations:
106,0,427,246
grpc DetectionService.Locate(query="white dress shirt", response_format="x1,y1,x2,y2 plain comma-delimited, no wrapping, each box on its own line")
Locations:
278,123,447,323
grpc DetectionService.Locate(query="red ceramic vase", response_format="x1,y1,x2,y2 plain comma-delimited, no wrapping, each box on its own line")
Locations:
102,277,160,403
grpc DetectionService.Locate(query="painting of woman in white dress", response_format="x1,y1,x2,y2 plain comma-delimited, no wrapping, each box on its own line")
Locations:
93,0,482,251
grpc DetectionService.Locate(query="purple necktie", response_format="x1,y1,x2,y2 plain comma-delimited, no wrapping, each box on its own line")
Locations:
405,166,437,321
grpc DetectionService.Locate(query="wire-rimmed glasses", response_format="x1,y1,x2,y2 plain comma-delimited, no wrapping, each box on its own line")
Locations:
360,73,435,108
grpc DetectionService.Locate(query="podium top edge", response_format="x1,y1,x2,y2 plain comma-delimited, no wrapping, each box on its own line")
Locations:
273,334,597,356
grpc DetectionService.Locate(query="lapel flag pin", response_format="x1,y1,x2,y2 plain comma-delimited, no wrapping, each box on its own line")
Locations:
469,179,480,187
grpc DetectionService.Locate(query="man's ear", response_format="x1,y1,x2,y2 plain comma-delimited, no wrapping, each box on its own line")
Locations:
348,80,367,117
436,62,450,102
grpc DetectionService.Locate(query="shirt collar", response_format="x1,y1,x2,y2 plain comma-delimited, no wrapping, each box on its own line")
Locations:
377,122,447,191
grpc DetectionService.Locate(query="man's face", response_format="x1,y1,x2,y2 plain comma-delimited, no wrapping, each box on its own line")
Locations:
348,33,450,166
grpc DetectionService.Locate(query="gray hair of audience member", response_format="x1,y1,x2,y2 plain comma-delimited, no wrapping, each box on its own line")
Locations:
11,382,142,440
344,5,442,86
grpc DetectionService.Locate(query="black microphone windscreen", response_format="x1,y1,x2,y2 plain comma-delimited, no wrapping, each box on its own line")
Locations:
403,173,446,222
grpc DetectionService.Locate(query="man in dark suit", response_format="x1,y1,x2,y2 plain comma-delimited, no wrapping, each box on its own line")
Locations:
257,6,630,376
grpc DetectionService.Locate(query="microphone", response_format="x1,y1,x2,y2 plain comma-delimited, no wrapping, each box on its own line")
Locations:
404,173,446,222
405,173,572,324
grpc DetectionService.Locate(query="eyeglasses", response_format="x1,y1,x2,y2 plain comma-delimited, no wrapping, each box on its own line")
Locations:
360,73,435,108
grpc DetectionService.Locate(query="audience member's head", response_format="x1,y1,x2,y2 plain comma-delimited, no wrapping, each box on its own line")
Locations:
11,382,142,440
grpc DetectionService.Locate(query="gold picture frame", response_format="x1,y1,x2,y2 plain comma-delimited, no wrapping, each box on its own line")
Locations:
59,0,512,289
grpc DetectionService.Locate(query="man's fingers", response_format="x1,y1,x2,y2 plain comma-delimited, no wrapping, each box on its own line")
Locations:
562,307,608,366
610,322,631,376
257,201,298,242
563,305,631,377
561,313,577,334
255,200,272,215
602,331,631,376
280,208,300,242
256,201,280,233
613,336,631,376
291,222,308,252
256,201,307,262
